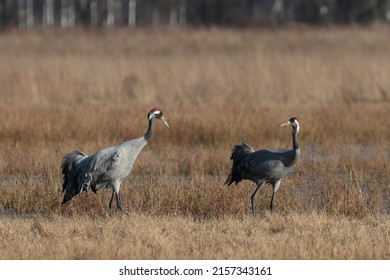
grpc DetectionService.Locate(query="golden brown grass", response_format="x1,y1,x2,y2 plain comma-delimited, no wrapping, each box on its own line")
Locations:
0,26,389,259
1,213,389,260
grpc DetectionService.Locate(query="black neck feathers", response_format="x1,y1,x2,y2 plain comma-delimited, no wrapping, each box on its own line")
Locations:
292,126,299,150
144,117,155,141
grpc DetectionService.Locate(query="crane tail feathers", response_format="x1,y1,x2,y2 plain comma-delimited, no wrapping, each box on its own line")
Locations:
224,142,254,186
61,150,88,205
224,173,236,186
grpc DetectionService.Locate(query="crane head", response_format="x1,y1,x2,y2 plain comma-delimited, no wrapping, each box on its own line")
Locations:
148,107,169,128
280,117,299,133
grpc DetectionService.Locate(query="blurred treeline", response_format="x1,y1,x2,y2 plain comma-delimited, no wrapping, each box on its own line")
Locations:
1,0,389,28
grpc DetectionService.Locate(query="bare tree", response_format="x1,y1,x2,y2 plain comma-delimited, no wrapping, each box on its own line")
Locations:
107,0,115,27
128,0,136,27
18,0,26,28
4,0,390,29
26,0,33,27
115,0,122,25
90,0,98,26
269,0,285,24
18,0,34,28
170,0,178,25
61,0,75,27
178,0,186,25
43,0,54,27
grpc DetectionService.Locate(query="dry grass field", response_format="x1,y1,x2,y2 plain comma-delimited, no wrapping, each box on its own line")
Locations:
0,26,389,260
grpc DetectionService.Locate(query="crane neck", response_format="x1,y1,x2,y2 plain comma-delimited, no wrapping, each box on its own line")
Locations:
144,117,155,141
292,126,299,150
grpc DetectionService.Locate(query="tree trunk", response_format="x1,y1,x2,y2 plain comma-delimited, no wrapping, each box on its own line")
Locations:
90,0,98,26
178,0,186,25
387,0,390,22
269,0,285,24
61,0,75,28
128,0,136,27
107,0,115,27
43,0,54,27
26,0,33,27
68,0,75,27
18,0,26,28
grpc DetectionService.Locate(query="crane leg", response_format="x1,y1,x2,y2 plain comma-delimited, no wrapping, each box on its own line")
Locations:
251,182,263,215
270,191,276,212
270,180,281,212
115,192,130,215
109,192,115,211
108,190,130,215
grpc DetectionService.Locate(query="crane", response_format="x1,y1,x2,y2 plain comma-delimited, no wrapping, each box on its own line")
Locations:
224,117,300,214
61,107,169,214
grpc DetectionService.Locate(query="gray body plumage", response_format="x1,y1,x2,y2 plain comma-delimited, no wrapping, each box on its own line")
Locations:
225,117,300,213
61,108,169,213
62,137,147,202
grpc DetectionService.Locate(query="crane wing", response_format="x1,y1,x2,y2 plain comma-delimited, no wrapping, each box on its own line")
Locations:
76,146,121,192
241,148,294,181
224,144,296,187
61,146,122,205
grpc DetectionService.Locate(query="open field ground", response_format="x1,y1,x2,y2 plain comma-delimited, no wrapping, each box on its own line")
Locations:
0,26,389,259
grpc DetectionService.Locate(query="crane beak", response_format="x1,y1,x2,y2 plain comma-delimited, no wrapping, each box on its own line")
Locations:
280,121,291,127
160,116,169,128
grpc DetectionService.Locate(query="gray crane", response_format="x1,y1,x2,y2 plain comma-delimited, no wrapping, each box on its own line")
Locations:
61,107,169,214
224,117,300,214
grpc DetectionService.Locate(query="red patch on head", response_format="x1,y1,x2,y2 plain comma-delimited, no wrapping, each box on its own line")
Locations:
150,107,161,114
